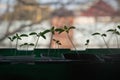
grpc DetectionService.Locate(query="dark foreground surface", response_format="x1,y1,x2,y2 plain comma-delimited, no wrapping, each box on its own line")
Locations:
0,48,120,80
0,61,120,80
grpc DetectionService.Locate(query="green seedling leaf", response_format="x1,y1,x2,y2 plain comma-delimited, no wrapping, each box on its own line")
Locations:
15,33,21,40
101,34,107,37
20,44,24,47
64,26,69,33
107,29,120,35
43,29,50,34
92,32,100,36
115,31,120,35
117,25,120,29
53,39,62,45
58,41,62,45
63,26,75,33
53,39,56,41
56,40,59,43
16,33,19,37
29,43,34,46
29,32,37,35
67,26,75,33
64,26,68,30
20,43,34,47
58,43,62,45
17,37,22,40
68,26,75,30
41,35,46,39
20,43,28,47
8,37,13,41
24,43,28,45
107,29,115,32
55,28,64,34
20,34,28,37
39,32,46,39
86,39,90,43
12,36,17,40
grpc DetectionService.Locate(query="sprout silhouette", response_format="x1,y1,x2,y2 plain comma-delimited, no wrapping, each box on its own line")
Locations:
53,39,62,48
29,30,49,49
8,36,17,48
44,26,57,56
20,43,34,55
56,26,77,53
8,33,28,55
14,33,28,49
8,33,28,48
107,26,120,48
85,39,90,48
92,32,109,48
48,26,56,48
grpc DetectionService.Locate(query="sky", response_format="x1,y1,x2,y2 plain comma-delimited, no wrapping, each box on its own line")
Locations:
0,0,119,14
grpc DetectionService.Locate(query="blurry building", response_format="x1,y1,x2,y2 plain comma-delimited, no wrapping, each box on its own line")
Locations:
50,7,74,49
74,0,120,24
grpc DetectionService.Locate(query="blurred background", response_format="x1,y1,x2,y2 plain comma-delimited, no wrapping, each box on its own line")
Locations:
0,0,120,50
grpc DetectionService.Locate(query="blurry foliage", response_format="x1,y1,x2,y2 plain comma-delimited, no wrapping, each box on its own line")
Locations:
2,0,51,21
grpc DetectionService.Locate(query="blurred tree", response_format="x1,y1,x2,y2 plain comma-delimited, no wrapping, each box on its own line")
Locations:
0,0,51,43
3,0,51,22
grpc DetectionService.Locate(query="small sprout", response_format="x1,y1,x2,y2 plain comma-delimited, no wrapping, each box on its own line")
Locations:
29,31,48,49
8,36,16,42
53,39,62,48
30,31,47,39
107,28,120,35
56,26,75,34
8,33,28,55
20,43,28,47
56,25,77,53
14,33,28,48
106,26,120,48
64,26,75,33
92,32,109,48
8,36,17,48
20,43,34,47
47,26,58,55
15,33,21,40
92,32,107,37
85,39,90,46
20,43,34,55
85,39,90,48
